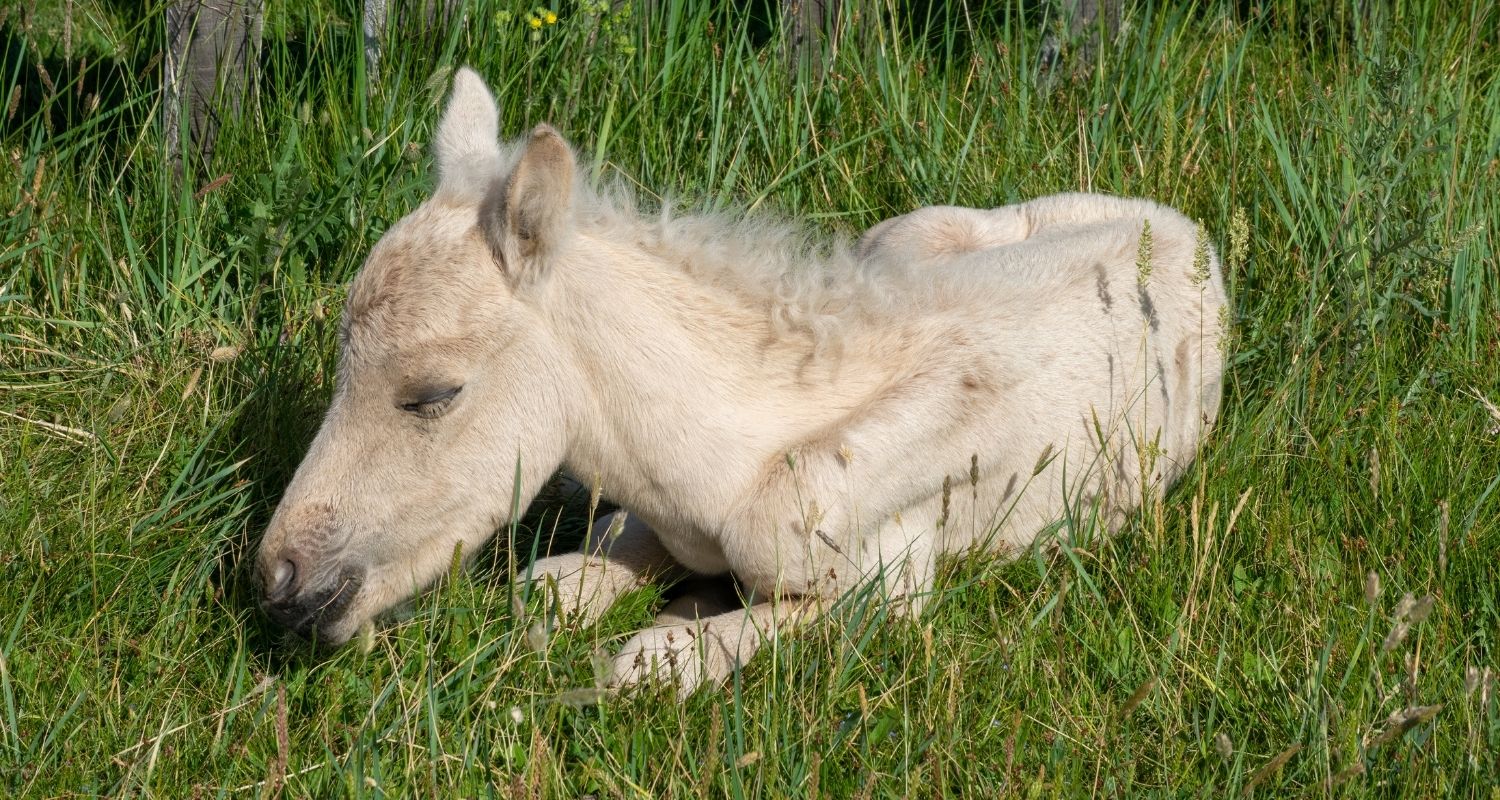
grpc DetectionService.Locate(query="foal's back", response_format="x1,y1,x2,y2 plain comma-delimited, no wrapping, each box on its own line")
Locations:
859,194,1228,548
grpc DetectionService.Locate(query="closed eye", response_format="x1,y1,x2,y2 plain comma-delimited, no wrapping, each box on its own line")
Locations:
400,386,462,419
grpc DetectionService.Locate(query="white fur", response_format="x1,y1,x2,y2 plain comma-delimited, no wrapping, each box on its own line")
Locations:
432,67,507,202
256,69,1229,695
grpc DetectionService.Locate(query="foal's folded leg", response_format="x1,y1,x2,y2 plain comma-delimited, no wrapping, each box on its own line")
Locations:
524,511,685,625
609,586,813,695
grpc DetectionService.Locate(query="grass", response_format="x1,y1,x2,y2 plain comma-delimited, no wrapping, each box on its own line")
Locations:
2,0,1498,795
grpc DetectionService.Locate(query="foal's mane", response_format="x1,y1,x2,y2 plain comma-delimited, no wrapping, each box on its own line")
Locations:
569,173,917,353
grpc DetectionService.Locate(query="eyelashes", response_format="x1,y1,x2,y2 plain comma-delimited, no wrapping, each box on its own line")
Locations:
399,386,463,419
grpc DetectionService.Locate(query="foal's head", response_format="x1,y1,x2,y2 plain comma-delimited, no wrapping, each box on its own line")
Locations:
255,69,584,644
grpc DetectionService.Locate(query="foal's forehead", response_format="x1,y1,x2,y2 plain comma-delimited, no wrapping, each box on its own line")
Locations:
341,202,501,356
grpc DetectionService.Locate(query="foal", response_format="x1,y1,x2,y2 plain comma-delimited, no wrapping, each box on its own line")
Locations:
255,68,1227,693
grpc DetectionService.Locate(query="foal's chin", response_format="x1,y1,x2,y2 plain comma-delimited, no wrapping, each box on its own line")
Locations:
281,564,458,649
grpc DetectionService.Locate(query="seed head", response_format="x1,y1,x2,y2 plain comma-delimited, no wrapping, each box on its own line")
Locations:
1363,571,1381,605
588,473,603,516
526,621,549,652
1214,732,1233,762
1190,221,1212,286
1394,592,1416,620
938,475,952,528
1227,206,1249,274
1408,594,1435,624
591,648,613,690
606,510,628,541
1367,705,1442,749
1437,500,1449,575
1382,620,1411,653
1135,219,1154,286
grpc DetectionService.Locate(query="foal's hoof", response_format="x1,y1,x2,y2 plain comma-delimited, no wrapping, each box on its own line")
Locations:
524,552,614,626
608,623,735,696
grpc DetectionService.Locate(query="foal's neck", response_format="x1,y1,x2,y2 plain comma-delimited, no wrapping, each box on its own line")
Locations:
546,231,895,523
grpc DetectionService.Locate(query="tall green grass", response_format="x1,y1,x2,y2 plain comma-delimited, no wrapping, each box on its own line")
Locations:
1,0,1497,795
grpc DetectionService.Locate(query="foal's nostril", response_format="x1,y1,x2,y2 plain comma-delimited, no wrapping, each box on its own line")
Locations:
266,559,298,602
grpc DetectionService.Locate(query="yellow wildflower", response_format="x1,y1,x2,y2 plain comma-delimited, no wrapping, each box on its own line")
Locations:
545,11,558,24
528,16,542,28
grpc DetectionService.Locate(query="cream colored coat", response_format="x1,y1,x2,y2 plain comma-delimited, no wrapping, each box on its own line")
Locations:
255,68,1227,694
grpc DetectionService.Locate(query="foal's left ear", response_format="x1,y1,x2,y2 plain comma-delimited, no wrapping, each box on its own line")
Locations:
481,124,576,286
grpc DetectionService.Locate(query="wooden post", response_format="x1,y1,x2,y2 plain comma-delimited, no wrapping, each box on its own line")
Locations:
364,0,389,82
1039,0,1122,85
784,0,842,77
163,0,263,173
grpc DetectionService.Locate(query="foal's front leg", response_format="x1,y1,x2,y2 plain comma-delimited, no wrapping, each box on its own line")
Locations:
524,511,685,625
609,582,813,694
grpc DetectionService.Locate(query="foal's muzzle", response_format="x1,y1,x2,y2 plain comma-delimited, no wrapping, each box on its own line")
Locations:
256,554,365,642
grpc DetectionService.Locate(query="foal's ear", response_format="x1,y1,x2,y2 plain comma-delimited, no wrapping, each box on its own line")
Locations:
434,67,501,198
481,124,576,285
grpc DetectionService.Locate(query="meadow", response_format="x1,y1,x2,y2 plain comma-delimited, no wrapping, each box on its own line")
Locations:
2,0,1497,796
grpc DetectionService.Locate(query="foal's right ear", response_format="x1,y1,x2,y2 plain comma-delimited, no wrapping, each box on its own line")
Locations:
480,124,576,287
433,67,502,199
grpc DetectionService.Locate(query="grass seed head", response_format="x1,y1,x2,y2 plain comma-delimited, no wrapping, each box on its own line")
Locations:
1215,731,1233,762
1465,665,1482,695
1032,443,1056,477
1408,594,1435,624
1331,762,1366,785
1382,620,1411,653
606,510,628,540
1364,571,1381,605
1368,704,1442,748
1191,221,1212,286
1437,500,1450,574
1216,303,1233,354
1466,386,1500,436
1117,677,1156,722
1245,744,1301,794
939,475,952,527
1227,206,1249,274
588,473,603,516
1394,592,1416,619
591,648,613,690
526,621,549,652
1135,219,1154,287
555,687,607,708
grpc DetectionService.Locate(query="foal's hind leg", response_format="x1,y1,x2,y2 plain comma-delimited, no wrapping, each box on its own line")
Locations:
857,205,1032,264
525,511,686,625
609,584,813,695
